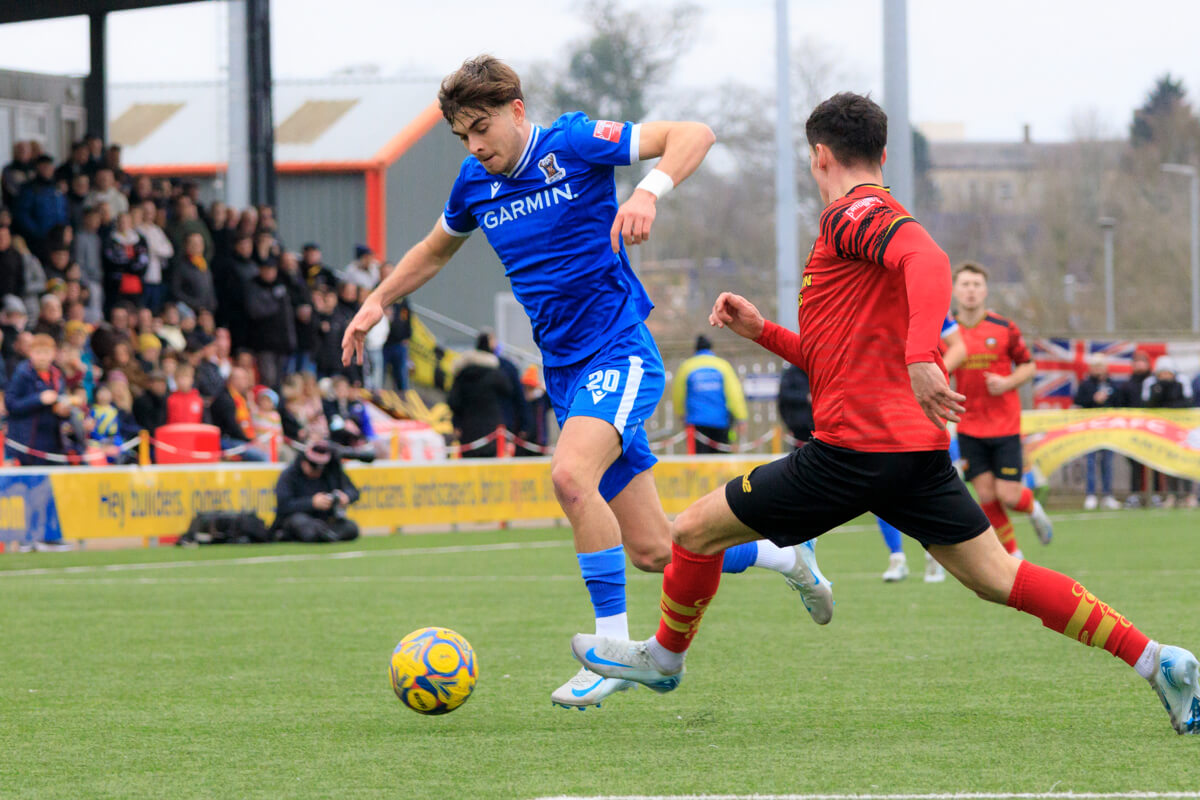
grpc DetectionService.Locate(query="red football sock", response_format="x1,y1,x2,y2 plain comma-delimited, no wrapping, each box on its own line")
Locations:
981,500,1018,554
655,541,724,653
1012,486,1035,513
1007,561,1151,667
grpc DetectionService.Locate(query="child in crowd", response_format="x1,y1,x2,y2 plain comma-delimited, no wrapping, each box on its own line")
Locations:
167,362,204,425
90,384,119,442
252,386,282,440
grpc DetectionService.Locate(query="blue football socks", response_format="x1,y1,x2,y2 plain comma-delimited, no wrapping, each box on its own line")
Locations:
877,517,904,555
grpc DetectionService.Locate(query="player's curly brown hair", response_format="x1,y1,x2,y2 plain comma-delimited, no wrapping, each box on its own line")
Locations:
438,55,524,124
805,92,888,168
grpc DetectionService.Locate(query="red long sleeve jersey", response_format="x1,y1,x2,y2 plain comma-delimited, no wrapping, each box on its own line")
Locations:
953,312,1031,438
756,184,952,452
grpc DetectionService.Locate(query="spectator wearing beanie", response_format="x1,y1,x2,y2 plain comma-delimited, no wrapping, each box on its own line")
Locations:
14,155,68,257
244,259,296,389
213,233,256,350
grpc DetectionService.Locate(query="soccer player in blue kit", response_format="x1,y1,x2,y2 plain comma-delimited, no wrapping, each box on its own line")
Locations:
342,56,833,709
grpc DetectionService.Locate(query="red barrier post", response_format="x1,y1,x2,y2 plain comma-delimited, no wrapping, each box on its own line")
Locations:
686,425,697,456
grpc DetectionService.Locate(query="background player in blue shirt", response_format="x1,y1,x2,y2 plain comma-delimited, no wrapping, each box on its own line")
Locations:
342,56,833,709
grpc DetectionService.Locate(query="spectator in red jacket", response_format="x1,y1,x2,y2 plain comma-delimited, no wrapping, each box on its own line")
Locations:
166,362,204,424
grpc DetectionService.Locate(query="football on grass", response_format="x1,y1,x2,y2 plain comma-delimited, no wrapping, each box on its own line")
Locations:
389,627,478,714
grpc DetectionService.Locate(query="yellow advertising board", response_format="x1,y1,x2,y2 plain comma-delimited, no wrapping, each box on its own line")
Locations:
0,456,775,541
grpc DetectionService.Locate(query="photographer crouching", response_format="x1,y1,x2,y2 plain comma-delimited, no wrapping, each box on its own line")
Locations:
272,440,360,543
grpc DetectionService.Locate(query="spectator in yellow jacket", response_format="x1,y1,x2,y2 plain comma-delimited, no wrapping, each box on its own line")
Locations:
672,335,748,454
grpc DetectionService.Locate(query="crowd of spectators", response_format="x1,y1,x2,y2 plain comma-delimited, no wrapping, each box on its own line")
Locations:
1078,351,1200,509
0,136,417,466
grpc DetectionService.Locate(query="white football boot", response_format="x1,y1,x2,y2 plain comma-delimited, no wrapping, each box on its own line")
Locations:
784,539,833,624
882,552,909,582
1083,494,1099,510
570,635,683,693
1150,644,1200,734
550,666,634,710
1030,500,1053,545
923,551,946,583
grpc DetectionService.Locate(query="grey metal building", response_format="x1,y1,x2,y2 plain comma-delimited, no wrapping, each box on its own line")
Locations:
110,76,509,336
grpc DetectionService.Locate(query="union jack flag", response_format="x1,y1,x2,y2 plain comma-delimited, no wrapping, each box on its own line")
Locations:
1031,338,1166,408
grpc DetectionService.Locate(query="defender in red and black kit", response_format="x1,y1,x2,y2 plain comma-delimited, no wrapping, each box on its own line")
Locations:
952,262,1053,556
571,92,1200,737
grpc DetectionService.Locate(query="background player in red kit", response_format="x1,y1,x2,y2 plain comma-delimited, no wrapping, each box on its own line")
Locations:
572,92,1200,736
952,262,1052,557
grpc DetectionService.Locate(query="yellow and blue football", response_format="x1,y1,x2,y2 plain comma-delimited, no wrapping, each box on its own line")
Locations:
390,627,478,715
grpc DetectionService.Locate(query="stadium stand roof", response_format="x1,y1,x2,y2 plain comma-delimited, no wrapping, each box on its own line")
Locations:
109,76,444,174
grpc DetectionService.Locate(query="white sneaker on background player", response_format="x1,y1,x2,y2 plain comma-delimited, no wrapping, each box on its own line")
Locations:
882,552,909,582
923,551,946,583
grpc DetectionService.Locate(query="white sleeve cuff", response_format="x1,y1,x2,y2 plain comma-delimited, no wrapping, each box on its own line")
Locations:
629,123,642,164
439,214,472,238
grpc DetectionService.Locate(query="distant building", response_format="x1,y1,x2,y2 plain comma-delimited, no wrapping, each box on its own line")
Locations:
923,126,1124,215
0,69,87,168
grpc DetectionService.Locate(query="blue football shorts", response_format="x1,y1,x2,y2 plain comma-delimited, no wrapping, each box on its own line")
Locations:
543,322,665,502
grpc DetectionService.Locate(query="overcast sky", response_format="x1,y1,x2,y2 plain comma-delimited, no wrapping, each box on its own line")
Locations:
0,0,1197,142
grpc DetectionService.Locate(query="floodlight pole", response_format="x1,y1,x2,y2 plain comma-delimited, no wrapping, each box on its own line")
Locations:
882,0,914,207
774,0,799,331
1162,162,1200,333
1098,217,1115,333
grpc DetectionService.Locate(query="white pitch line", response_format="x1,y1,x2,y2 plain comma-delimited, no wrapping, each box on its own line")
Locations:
24,574,590,587
0,508,1169,580
0,539,572,578
530,794,1200,800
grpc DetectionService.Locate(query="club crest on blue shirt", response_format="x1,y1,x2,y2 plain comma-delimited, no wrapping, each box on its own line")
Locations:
538,152,566,184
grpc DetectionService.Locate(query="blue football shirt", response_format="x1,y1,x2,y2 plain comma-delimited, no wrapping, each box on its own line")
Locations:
440,112,654,367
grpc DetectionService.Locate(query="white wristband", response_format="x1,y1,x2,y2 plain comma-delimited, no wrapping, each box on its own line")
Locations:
636,168,674,199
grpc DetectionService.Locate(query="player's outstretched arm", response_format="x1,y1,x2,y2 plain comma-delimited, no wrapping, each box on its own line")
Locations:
710,292,805,367
341,223,466,366
610,121,716,252
708,292,764,340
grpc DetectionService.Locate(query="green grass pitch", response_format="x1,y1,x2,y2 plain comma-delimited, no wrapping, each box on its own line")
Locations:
2,510,1198,798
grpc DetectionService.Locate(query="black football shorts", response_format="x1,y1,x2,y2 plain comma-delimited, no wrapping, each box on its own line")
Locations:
957,433,1023,482
725,439,991,548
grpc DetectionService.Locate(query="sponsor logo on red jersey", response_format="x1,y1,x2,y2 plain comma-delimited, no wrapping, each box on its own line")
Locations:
593,120,622,142
844,195,884,221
